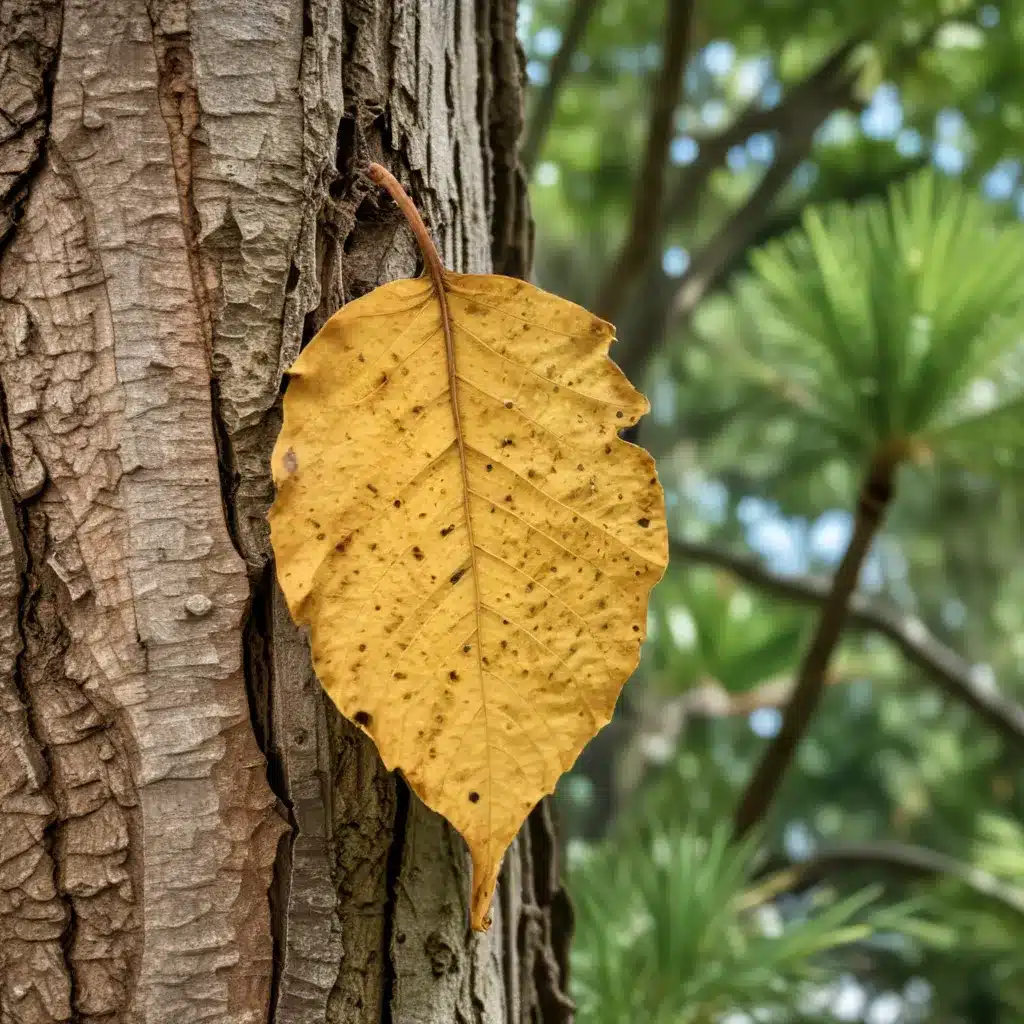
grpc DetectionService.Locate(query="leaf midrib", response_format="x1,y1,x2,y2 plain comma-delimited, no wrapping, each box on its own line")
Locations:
434,269,493,860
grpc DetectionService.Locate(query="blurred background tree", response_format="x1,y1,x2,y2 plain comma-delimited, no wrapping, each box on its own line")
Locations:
517,0,1024,1019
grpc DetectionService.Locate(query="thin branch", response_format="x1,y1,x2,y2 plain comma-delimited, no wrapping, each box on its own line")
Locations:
594,0,696,322
613,39,863,382
676,670,850,720
664,37,866,230
709,155,929,288
672,537,1024,746
670,136,814,321
521,0,603,177
734,458,898,840
752,840,1024,917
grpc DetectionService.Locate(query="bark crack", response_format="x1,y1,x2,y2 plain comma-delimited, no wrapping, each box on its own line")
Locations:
0,376,76,1018
147,7,246,561
380,777,410,1024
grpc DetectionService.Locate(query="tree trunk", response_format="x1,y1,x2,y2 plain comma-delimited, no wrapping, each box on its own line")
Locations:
0,2,573,1023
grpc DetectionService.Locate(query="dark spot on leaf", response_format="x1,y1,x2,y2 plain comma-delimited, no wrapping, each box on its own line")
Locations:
504,400,513,409
358,643,366,651
316,532,326,541
576,463,584,471
637,517,650,528
412,546,424,560
393,499,402,508
504,494,512,502
441,523,455,536
632,625,640,632
380,373,388,385
412,405,423,413
370,543,378,551
449,670,459,681
450,568,466,584
616,411,624,419
354,710,372,726
605,444,612,454
500,640,507,649
486,464,493,472
468,791,480,803
463,644,471,653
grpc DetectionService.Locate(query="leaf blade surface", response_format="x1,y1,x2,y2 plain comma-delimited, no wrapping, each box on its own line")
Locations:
270,270,668,928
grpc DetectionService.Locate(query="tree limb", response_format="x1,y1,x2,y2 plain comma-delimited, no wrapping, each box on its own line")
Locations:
593,0,696,322
675,670,850,719
751,840,1024,917
671,537,1024,746
664,37,866,229
614,38,863,382
733,458,898,840
520,0,603,177
708,155,929,288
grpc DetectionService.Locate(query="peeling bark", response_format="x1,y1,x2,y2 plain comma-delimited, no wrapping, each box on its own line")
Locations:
0,1,571,1022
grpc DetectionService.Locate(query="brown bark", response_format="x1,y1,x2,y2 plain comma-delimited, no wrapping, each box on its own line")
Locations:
0,1,571,1023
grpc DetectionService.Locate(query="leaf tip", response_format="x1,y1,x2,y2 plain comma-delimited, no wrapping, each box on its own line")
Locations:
469,846,501,932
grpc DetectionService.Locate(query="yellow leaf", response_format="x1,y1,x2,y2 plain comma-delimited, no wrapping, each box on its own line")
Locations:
269,165,668,930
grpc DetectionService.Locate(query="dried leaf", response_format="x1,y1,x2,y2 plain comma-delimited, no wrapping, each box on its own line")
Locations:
269,170,667,930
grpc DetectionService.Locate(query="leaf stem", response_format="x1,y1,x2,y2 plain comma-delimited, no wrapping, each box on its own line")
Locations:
368,162,447,289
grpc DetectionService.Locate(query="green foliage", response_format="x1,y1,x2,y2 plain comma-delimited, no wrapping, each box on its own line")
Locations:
526,1,1024,1018
571,824,923,1023
710,171,1024,474
649,567,812,694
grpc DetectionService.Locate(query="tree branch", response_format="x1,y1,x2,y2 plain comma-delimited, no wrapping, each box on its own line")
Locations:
733,458,898,840
520,0,603,177
593,0,695,322
676,670,850,719
752,840,1024,917
614,38,863,383
672,537,1024,746
708,155,929,289
664,37,866,229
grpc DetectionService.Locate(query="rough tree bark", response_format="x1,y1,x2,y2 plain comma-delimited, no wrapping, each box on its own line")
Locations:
0,1,573,1023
